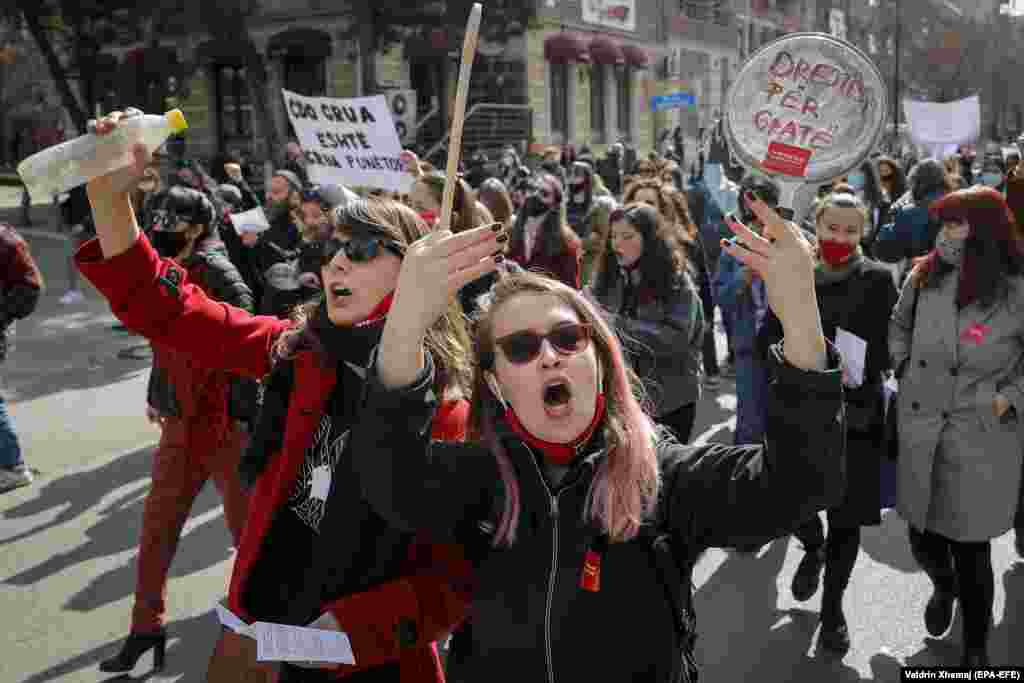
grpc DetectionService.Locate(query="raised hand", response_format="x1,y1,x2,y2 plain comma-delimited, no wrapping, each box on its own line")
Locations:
722,193,826,371
85,109,149,199
391,222,504,334
380,222,505,388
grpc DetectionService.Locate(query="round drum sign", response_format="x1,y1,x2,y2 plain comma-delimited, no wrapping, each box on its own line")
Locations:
725,33,888,185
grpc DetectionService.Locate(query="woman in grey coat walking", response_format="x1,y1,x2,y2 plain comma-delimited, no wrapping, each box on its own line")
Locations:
889,186,1024,667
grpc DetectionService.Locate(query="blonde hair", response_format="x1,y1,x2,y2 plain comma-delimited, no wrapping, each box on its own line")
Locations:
273,198,473,397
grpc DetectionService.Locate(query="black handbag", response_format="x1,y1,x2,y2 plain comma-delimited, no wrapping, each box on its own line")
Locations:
883,284,920,461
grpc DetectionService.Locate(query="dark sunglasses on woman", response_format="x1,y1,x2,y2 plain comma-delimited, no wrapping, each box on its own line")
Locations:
486,322,592,367
322,234,406,265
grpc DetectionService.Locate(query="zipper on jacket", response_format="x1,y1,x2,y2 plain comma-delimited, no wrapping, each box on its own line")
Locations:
524,445,562,683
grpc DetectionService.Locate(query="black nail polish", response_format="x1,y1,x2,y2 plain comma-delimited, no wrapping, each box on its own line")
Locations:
493,253,505,263
496,233,508,243
491,223,503,232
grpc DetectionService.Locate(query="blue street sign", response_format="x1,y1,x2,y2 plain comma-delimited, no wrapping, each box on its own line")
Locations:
650,92,697,112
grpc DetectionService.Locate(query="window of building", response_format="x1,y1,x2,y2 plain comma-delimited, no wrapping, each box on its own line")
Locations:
283,55,326,96
215,65,252,148
550,62,569,142
616,67,632,141
591,64,607,143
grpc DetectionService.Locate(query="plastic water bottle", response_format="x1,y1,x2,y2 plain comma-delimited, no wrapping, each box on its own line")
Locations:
17,109,188,201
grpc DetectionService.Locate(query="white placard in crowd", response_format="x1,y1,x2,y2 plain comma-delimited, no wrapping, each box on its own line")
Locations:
230,207,271,235
282,90,413,194
902,95,980,146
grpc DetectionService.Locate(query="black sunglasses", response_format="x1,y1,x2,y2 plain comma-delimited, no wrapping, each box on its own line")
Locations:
322,234,406,265
489,323,592,366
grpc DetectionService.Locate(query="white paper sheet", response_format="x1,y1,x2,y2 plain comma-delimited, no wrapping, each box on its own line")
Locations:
835,327,867,388
215,602,356,665
254,622,355,664
231,207,271,234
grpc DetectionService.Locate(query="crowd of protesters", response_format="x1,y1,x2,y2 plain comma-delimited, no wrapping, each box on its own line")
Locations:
1,106,1022,680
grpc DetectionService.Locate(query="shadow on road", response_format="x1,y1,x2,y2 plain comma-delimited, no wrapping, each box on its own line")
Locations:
859,509,919,574
19,610,221,683
2,444,228,612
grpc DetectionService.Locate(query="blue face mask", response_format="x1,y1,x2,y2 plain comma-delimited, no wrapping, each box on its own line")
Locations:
980,173,1003,188
847,172,866,192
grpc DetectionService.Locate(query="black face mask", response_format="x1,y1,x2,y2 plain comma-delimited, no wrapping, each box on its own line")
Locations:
150,230,191,258
267,199,291,223
523,195,550,218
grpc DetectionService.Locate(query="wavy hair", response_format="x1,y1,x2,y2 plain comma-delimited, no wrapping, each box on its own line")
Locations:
477,178,515,231
416,172,491,233
469,272,660,545
508,173,579,261
910,186,1024,310
592,202,690,303
622,178,698,244
273,198,473,397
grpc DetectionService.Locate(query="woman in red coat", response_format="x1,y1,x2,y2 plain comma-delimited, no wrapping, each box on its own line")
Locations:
505,173,581,289
78,111,484,683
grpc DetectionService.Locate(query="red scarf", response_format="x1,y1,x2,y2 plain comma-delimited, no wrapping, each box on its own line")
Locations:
504,393,606,466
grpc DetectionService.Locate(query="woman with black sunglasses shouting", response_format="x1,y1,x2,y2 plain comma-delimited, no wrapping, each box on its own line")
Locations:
343,192,846,683
77,111,483,683
588,203,704,443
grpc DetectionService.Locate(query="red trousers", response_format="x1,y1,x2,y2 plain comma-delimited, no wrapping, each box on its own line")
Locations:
131,417,250,633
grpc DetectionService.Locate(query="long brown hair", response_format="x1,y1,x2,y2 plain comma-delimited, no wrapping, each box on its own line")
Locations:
909,186,1024,310
477,177,514,230
417,172,490,233
470,272,660,545
274,198,473,397
623,177,698,245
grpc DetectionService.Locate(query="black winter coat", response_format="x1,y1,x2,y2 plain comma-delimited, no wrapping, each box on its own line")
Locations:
351,344,846,683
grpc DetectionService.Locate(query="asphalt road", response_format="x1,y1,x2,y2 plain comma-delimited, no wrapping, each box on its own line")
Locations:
0,198,1021,682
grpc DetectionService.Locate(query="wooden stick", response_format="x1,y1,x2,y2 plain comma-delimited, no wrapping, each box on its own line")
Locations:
439,3,482,233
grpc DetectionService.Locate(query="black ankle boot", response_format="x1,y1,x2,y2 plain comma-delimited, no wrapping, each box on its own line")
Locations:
99,630,166,673
924,585,957,637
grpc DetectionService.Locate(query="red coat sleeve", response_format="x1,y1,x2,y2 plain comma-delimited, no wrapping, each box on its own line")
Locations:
321,400,474,677
76,235,286,378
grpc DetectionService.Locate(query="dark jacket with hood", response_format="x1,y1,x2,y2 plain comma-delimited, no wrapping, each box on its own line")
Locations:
872,158,948,266
77,235,476,683
349,343,845,683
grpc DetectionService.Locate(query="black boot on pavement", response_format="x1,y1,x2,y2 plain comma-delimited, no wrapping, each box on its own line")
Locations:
924,584,957,637
99,630,166,673
791,546,825,602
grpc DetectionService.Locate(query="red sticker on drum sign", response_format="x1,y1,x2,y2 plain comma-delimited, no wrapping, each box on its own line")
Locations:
762,142,813,177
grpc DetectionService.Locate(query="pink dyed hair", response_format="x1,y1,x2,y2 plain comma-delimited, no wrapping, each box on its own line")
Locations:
468,271,660,546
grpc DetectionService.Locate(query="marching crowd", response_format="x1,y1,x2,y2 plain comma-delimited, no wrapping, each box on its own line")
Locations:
1,107,1023,680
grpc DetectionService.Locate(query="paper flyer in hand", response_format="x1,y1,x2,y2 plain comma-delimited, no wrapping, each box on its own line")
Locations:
231,207,271,235
835,327,867,388
215,602,356,665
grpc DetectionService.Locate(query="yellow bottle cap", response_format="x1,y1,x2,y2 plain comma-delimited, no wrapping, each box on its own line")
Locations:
166,109,188,133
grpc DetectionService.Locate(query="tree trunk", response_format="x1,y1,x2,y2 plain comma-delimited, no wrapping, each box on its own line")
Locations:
17,3,88,131
240,41,283,168
358,6,378,95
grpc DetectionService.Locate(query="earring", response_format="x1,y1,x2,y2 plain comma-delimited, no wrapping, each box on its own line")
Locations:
486,373,508,410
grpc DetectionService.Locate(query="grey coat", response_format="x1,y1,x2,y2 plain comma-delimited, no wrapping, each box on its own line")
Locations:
588,270,704,417
890,270,1024,541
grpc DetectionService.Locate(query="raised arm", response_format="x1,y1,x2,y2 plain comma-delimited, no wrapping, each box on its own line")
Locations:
77,111,282,378
663,342,844,549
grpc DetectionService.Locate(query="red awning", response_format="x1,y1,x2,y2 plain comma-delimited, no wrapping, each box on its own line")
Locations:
544,33,590,64
588,35,625,65
622,44,650,68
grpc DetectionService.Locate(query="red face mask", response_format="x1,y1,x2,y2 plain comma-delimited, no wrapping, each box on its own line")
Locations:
818,239,857,267
419,210,438,227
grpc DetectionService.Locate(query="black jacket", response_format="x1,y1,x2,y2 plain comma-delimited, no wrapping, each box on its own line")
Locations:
351,344,845,683
147,238,258,422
